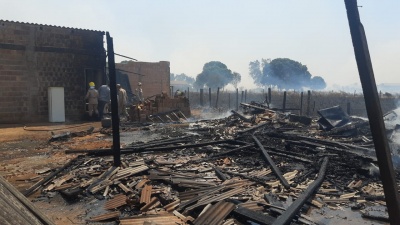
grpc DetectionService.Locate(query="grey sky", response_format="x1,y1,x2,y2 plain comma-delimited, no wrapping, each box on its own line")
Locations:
2,0,399,89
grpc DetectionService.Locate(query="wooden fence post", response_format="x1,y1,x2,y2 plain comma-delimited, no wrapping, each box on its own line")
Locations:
300,92,303,116
200,89,204,106
215,87,220,108
268,87,272,104
236,88,239,111
228,93,231,109
209,88,211,108
307,90,311,116
283,91,287,112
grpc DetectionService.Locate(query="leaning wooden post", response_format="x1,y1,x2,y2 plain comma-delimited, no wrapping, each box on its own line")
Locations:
215,87,220,108
306,90,311,116
268,87,272,104
282,91,287,113
300,92,304,116
106,32,121,167
200,89,204,106
345,1,400,223
209,88,211,108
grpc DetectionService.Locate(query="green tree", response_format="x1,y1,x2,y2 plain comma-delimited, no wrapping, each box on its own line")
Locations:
310,76,327,89
194,61,241,89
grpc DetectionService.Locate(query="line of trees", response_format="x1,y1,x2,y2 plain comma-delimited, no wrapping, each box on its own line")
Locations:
171,58,327,90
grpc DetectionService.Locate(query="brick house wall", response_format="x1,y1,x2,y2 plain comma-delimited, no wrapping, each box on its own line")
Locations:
0,20,106,123
115,61,170,99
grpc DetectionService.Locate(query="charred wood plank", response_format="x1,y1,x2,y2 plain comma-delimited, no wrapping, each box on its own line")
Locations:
272,157,329,225
231,110,252,122
23,157,81,197
213,166,229,181
252,135,290,189
266,149,313,164
189,144,255,164
232,205,275,225
223,170,272,186
67,139,232,156
237,122,271,135
0,176,55,225
268,132,376,161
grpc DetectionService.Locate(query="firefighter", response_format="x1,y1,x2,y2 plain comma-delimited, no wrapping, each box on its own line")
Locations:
85,82,99,120
117,84,128,120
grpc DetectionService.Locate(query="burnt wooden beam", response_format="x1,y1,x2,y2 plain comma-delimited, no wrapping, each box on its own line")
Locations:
272,157,329,225
252,135,290,189
106,32,121,167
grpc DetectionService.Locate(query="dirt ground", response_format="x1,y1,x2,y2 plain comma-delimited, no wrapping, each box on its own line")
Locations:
0,122,112,225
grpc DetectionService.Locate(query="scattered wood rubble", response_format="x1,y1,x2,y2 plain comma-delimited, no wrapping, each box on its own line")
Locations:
25,103,399,224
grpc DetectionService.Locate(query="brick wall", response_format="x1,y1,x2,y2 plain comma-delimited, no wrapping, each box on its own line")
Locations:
0,20,105,123
115,61,170,99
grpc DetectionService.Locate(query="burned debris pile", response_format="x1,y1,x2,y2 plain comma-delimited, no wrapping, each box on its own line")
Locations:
27,103,397,224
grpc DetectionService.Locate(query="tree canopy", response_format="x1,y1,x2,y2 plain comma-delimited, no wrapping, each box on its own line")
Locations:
249,58,327,90
194,61,241,89
170,73,195,84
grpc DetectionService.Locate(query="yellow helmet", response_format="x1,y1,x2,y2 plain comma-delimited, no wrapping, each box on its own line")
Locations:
89,82,95,87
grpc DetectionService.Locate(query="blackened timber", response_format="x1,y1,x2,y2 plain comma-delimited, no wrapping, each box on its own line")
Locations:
129,136,191,148
223,170,272,186
189,144,255,164
23,157,81,197
267,151,313,164
139,139,230,152
68,139,232,156
231,110,251,122
345,1,400,223
252,135,290,189
106,32,121,167
269,132,376,161
213,166,229,181
0,176,55,225
237,122,271,135
232,206,275,225
272,157,329,225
